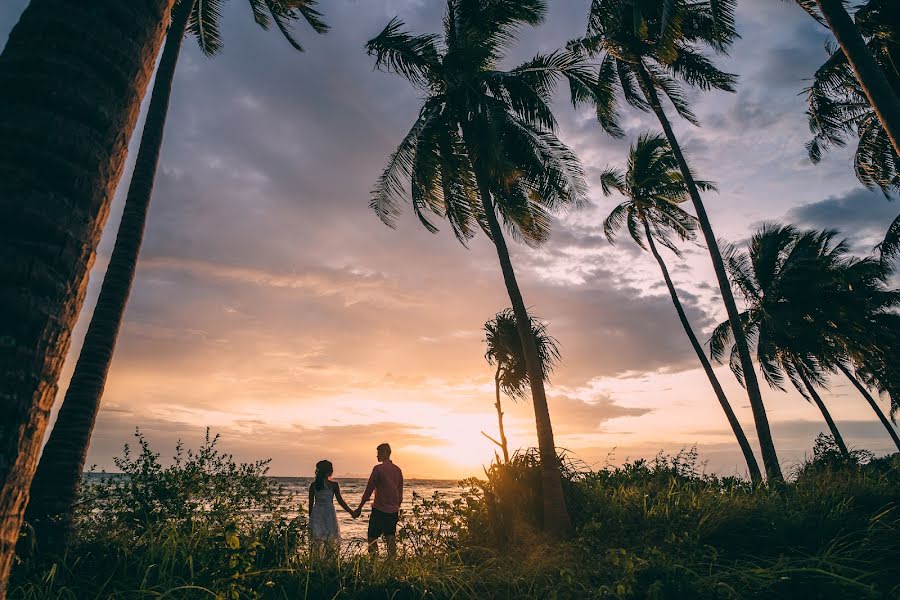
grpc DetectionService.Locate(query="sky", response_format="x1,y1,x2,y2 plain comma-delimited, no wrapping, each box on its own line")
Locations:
2,1,898,479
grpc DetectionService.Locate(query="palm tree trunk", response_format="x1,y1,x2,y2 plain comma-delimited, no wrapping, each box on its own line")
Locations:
495,366,510,464
23,0,194,553
459,125,571,536
635,63,783,482
838,364,900,453
0,0,173,594
798,370,850,458
641,219,763,484
815,0,900,157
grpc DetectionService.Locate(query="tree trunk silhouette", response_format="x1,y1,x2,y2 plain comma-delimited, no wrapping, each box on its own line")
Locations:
494,365,510,464
0,0,173,594
23,0,194,553
798,370,850,458
641,218,763,484
460,122,571,537
815,0,900,157
838,364,900,453
635,63,783,482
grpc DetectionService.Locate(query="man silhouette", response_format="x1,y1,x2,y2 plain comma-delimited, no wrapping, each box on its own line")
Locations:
353,442,403,557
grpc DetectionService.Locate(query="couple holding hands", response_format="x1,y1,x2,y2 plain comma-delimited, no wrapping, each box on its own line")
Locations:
308,443,403,557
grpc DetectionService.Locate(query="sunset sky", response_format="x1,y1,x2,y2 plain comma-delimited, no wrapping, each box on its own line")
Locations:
2,0,898,479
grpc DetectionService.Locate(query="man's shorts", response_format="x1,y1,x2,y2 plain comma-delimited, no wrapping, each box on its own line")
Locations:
367,507,399,538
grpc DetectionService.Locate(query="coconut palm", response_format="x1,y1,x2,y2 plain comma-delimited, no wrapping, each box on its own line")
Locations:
483,309,561,464
366,0,596,536
710,225,856,458
0,1,175,592
571,0,784,480
599,133,763,483
879,216,900,263
21,0,327,552
804,0,898,225
794,0,900,157
818,257,900,450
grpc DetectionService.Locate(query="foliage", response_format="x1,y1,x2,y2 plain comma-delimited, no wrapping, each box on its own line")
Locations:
484,309,561,400
10,433,900,599
366,0,592,248
804,0,899,196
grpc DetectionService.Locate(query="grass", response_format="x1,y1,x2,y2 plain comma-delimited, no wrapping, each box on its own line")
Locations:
9,432,900,599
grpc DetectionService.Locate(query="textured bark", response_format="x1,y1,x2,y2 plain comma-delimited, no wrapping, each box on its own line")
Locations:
494,366,511,464
0,0,174,594
635,63,783,482
838,364,900,453
798,371,850,458
460,122,571,536
641,218,763,484
23,0,194,553
816,0,900,157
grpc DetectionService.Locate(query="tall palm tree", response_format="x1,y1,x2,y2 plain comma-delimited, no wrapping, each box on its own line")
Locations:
483,309,561,464
571,0,784,480
599,133,763,483
710,225,856,458
366,0,596,536
0,0,175,593
794,0,900,157
21,0,327,552
819,257,900,451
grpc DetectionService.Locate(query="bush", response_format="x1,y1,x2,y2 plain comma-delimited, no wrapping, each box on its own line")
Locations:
10,433,900,599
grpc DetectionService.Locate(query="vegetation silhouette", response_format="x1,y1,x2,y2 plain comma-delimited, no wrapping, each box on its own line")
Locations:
569,0,785,481
482,309,561,465
22,0,328,555
365,0,603,537
600,133,763,483
795,0,900,157
0,1,176,592
0,0,899,598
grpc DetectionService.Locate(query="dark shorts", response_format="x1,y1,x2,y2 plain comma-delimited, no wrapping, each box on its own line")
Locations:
367,508,399,539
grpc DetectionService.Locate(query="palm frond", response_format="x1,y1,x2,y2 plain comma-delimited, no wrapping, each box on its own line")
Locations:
190,0,225,56
365,17,441,88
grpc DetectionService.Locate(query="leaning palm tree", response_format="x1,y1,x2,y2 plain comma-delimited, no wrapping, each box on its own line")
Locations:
710,225,855,458
366,0,596,536
0,1,174,592
483,309,561,464
599,133,763,483
22,0,328,551
818,257,900,451
794,0,900,157
571,0,784,480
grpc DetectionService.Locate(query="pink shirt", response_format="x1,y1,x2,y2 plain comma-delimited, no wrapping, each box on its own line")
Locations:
361,459,403,514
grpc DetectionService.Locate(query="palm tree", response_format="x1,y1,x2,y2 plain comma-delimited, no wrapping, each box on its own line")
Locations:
794,0,900,157
483,309,561,464
819,258,900,451
804,0,898,208
0,0,175,593
21,0,327,552
366,0,596,536
879,216,900,263
710,225,855,458
599,133,763,483
571,0,784,480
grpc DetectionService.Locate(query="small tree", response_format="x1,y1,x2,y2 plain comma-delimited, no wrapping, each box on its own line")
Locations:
483,309,561,464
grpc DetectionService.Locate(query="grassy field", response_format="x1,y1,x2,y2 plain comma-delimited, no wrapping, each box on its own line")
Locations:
10,432,900,599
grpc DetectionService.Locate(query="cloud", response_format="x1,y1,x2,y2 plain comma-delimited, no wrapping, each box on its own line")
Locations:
785,188,898,248
4,0,896,479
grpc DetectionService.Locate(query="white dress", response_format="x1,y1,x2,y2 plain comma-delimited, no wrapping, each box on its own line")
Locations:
309,484,340,542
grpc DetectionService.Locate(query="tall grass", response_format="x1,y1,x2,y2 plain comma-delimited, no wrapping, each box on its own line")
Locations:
10,433,899,599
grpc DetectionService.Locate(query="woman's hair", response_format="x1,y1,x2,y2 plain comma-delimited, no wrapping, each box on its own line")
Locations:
314,460,333,491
